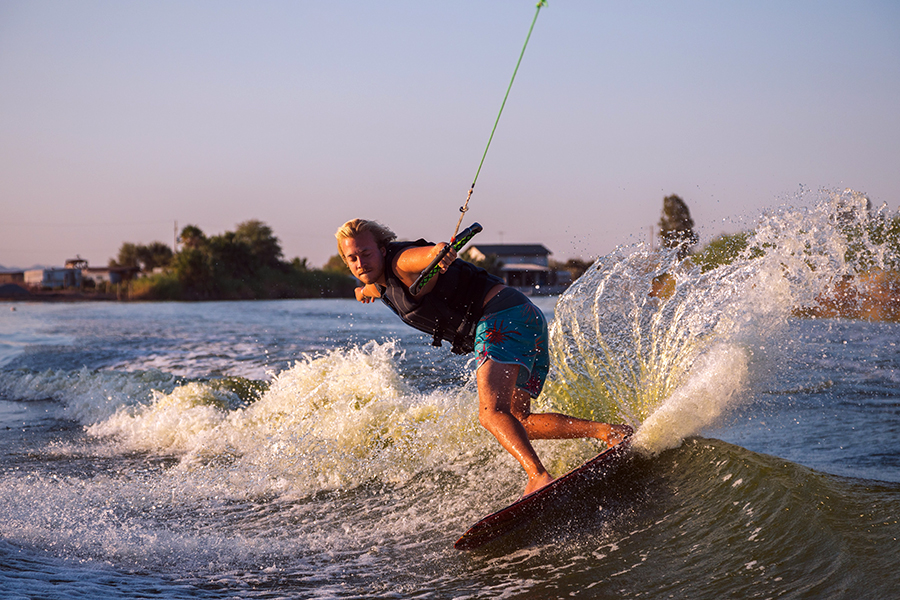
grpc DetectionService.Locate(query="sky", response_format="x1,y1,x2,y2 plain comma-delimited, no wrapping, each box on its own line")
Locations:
1,0,898,270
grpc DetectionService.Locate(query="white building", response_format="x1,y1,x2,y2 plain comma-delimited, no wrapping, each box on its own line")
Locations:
466,243,570,295
24,268,82,289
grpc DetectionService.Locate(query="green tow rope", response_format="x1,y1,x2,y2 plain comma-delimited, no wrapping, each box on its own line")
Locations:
451,0,547,240
412,1,547,297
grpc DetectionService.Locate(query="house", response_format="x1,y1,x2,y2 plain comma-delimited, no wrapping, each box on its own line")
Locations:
24,267,82,289
19,256,139,290
63,256,139,286
466,243,571,295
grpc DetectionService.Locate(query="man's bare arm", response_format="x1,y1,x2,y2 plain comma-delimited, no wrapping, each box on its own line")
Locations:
393,243,457,293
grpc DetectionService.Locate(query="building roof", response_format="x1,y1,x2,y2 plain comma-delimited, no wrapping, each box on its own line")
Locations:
500,263,550,272
0,283,30,296
468,244,551,257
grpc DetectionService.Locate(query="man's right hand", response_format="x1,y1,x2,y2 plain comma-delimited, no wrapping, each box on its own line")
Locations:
355,286,374,303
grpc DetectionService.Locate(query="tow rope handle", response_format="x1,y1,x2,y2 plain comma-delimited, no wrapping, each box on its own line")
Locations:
410,222,483,297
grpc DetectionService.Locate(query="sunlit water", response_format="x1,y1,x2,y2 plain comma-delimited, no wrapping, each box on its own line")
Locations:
1,192,899,598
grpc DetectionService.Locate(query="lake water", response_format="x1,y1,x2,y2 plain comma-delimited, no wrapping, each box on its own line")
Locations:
2,196,899,599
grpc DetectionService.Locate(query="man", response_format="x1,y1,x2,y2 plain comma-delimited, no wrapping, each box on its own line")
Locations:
336,219,632,496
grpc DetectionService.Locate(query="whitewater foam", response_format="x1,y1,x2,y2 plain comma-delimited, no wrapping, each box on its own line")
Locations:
546,190,899,455
85,340,494,499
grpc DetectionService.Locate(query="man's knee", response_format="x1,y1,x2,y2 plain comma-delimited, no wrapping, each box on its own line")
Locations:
478,409,491,430
510,405,529,423
480,407,515,436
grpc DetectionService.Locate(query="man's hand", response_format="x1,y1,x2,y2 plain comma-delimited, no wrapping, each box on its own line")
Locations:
433,243,458,273
355,286,375,303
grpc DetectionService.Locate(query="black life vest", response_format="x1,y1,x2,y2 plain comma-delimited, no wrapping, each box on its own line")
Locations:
380,239,503,354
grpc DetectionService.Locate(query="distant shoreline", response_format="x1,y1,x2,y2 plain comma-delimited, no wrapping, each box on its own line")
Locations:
0,289,118,302
0,287,352,303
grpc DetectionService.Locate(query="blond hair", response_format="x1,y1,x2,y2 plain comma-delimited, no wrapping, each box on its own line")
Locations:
335,219,397,262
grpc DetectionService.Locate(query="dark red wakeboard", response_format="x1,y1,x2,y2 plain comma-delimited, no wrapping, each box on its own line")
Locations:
455,436,633,550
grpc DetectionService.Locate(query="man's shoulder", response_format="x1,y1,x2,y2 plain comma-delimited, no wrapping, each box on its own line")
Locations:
386,238,431,260
388,238,431,250
384,239,430,284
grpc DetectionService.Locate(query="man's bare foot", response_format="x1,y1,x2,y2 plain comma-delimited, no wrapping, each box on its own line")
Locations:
602,423,634,447
523,471,555,496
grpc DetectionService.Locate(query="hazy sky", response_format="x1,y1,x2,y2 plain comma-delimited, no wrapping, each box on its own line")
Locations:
2,0,898,269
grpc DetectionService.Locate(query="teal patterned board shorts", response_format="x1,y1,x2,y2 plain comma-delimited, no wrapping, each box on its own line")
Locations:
474,301,550,399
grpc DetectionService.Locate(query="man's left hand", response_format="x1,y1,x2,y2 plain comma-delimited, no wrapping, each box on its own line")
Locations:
434,243,458,273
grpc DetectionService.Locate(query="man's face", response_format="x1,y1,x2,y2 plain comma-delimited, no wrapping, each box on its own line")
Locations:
340,231,386,285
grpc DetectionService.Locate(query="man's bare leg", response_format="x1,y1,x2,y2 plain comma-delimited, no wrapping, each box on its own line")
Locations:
477,359,554,496
478,359,634,496
510,391,632,446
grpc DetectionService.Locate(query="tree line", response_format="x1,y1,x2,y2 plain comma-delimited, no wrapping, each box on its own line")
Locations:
110,220,356,301
103,193,900,309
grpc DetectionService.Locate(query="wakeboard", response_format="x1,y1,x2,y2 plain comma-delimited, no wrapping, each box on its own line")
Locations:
455,436,633,550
